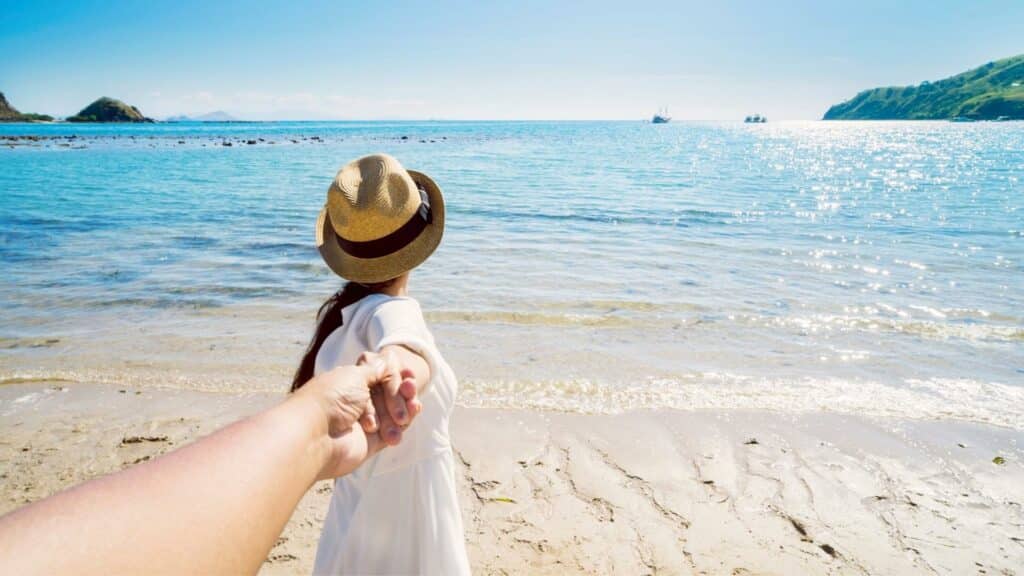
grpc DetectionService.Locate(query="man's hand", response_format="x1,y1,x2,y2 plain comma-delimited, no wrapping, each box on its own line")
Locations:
296,364,383,480
296,351,423,480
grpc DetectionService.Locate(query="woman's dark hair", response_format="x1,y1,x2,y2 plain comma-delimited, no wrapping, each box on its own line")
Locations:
291,279,394,392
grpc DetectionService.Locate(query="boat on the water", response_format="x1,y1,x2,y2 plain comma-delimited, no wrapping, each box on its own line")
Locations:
950,116,976,123
744,114,767,123
652,107,671,124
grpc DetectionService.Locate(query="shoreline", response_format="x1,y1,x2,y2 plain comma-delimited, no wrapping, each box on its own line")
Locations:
2,382,1021,574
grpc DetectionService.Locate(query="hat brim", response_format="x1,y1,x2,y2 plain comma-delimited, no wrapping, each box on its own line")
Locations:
316,169,445,284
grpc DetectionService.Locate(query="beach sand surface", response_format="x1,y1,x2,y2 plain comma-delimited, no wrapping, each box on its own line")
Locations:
1,382,1021,575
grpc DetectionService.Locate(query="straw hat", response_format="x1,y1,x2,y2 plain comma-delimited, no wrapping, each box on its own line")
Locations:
315,154,445,283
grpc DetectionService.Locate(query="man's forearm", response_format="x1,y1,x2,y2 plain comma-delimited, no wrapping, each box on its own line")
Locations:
0,392,332,575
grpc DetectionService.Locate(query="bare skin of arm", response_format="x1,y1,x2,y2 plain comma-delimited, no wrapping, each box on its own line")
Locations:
367,271,432,439
0,362,400,576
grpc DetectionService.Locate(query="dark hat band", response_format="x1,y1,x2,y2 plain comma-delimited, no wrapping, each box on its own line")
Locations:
334,186,433,259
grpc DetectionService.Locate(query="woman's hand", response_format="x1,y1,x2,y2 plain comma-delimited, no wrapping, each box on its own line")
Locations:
357,350,422,447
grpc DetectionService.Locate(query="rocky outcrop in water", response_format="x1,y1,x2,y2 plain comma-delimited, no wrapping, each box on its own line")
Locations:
67,97,153,123
0,92,20,120
0,92,53,122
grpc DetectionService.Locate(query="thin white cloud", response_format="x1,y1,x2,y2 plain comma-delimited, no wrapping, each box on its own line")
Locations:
140,90,429,120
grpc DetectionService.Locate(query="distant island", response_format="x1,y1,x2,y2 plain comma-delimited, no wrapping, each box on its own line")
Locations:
0,92,53,122
166,110,240,122
824,54,1024,120
67,97,153,123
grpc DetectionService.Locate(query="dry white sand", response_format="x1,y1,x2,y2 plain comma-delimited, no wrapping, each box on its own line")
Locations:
1,382,1021,575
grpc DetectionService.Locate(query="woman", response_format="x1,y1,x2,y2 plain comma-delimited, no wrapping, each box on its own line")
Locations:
293,154,470,575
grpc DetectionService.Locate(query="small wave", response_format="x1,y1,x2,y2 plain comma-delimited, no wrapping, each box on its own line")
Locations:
733,312,1023,343
2,215,115,233
239,240,313,253
457,373,1024,430
0,247,59,264
4,368,1021,429
450,205,732,228
274,261,327,274
426,310,635,327
165,285,298,298
94,296,224,310
425,300,708,327
88,285,303,309
0,369,280,394
0,375,75,386
533,299,707,314
173,235,220,249
0,337,61,350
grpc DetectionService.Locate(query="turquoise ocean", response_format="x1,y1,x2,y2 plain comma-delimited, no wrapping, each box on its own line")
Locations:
1,121,1022,426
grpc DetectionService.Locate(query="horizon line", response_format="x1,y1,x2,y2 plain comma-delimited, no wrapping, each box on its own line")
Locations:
12,117,832,124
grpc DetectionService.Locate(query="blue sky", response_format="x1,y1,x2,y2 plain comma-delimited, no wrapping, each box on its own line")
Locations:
1,0,1021,120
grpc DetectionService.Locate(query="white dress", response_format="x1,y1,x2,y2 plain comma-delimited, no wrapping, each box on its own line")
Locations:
311,294,471,576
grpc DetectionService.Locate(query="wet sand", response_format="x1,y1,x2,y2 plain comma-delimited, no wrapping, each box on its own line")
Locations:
1,382,1022,575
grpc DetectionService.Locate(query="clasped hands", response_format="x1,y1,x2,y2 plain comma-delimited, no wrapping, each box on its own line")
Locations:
0,350,427,576
294,350,422,480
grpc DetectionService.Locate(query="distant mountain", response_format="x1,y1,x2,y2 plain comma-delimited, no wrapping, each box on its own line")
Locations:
67,97,153,123
166,110,240,122
824,54,1024,120
0,91,53,122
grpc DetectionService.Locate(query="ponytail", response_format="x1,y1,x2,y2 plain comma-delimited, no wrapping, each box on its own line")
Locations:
290,282,376,391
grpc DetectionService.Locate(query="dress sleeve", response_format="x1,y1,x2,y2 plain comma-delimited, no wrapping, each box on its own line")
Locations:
367,299,440,393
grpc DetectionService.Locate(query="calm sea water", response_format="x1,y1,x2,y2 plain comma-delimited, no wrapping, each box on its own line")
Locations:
1,121,1022,426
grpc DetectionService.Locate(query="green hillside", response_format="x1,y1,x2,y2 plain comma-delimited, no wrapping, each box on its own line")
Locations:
0,92,53,122
824,54,1024,120
67,97,153,123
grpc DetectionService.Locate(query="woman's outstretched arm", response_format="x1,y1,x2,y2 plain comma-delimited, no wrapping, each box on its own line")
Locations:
0,363,390,576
